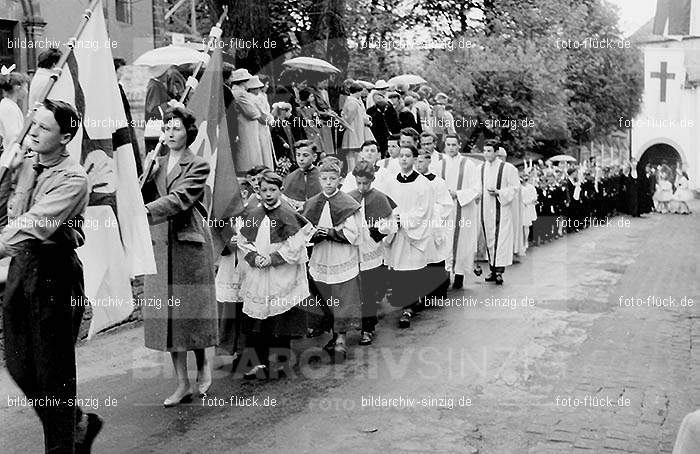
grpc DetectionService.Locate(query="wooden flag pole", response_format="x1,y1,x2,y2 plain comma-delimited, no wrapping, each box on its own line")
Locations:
139,6,229,189
0,0,102,181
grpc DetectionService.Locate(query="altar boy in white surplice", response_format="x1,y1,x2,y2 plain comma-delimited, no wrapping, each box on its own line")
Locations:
302,158,368,362
383,145,432,329
478,140,520,285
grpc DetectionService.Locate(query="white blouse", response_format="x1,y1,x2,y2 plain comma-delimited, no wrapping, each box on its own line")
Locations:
0,98,24,152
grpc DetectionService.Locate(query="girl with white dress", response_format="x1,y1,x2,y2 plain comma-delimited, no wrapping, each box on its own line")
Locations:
520,174,538,254
653,169,674,214
672,172,693,214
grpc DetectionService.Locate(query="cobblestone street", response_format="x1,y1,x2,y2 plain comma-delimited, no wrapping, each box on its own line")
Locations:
1,203,698,453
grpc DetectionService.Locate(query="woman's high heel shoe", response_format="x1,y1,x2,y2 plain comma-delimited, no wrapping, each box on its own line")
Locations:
196,379,212,397
243,364,268,380
196,368,213,396
163,391,192,408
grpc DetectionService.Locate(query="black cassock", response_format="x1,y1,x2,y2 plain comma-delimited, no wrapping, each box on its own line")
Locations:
637,172,654,214
621,174,639,217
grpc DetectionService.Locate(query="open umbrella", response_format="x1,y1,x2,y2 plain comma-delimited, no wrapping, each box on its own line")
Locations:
283,56,340,74
355,79,375,89
387,74,427,86
133,45,209,67
546,154,577,163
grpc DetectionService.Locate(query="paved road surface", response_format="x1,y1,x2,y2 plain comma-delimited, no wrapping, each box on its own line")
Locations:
1,203,699,453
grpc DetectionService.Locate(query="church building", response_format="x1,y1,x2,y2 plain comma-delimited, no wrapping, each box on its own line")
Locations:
631,0,700,180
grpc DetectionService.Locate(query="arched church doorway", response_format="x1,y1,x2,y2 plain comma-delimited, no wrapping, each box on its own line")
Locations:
637,143,682,174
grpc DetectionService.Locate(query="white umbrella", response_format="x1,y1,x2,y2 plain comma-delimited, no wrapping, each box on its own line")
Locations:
355,79,375,89
547,154,577,163
387,74,427,86
133,45,209,67
283,56,340,74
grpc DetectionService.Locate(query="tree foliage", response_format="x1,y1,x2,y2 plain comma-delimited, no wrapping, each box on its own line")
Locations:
212,0,643,156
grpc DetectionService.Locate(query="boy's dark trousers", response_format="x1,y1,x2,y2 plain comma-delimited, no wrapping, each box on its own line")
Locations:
389,268,426,313
424,260,449,302
3,242,88,453
359,265,388,332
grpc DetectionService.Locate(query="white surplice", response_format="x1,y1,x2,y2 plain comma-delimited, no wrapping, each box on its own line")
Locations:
383,172,432,271
424,174,454,264
435,154,481,275
341,165,392,195
357,194,398,271
236,210,312,319
479,159,520,268
376,157,400,176
308,194,365,284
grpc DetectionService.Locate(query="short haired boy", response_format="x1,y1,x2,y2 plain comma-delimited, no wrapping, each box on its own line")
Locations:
302,160,368,360
282,141,321,211
347,162,397,345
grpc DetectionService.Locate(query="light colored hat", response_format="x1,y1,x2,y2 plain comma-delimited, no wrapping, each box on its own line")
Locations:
435,92,449,103
272,101,292,111
496,147,507,157
374,79,390,90
230,68,252,82
385,91,400,98
245,75,264,89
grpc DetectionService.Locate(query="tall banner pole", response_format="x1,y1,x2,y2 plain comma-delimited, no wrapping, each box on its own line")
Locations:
139,6,229,188
0,0,103,180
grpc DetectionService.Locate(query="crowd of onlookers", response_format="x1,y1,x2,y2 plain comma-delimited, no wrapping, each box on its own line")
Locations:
521,158,694,246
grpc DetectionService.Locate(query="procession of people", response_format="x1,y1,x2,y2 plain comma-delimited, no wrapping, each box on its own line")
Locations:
0,39,697,454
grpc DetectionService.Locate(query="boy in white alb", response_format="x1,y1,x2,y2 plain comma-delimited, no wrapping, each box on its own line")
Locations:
383,145,432,328
415,150,453,303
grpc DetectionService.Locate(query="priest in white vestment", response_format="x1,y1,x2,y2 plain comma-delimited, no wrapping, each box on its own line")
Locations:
431,134,481,289
479,141,521,284
496,147,524,262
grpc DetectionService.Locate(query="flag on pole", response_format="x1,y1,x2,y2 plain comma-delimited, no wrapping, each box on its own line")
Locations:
49,0,156,337
187,44,244,255
653,0,692,35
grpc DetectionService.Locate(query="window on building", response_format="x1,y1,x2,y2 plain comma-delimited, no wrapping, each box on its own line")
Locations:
0,20,16,70
116,0,133,24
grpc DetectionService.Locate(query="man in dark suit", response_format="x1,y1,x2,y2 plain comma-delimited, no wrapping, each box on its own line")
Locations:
367,91,397,157
564,167,583,232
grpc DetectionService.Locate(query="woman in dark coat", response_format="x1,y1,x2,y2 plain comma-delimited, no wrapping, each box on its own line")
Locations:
141,107,218,407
